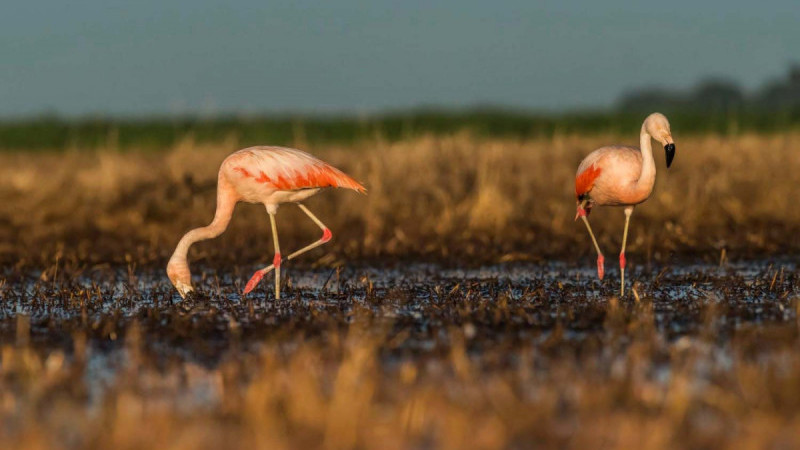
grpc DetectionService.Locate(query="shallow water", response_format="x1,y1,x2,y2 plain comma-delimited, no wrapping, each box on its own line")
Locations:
1,258,798,408
3,258,798,339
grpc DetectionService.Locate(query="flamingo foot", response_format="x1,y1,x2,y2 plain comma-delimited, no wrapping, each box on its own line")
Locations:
597,255,605,280
243,271,265,295
574,207,587,221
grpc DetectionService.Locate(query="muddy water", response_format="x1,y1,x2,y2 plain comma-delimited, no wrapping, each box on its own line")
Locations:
1,259,798,405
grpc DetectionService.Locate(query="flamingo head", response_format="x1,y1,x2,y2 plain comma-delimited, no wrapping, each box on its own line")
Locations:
166,259,194,299
644,112,675,168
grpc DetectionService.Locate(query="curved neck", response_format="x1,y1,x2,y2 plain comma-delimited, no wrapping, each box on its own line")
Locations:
168,213,232,279
170,228,212,266
635,124,657,194
168,173,237,289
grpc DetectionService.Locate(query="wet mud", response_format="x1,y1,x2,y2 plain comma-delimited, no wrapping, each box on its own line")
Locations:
2,259,797,380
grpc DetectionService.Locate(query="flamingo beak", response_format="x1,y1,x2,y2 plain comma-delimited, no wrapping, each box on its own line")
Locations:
664,143,675,168
174,280,194,299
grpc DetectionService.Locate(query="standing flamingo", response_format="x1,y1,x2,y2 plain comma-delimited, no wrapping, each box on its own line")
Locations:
574,112,675,296
166,146,365,299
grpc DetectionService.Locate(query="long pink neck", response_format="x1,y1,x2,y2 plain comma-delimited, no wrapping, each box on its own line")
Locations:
168,180,237,281
169,222,228,274
633,122,657,198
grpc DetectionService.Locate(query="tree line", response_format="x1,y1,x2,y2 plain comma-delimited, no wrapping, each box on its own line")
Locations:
618,65,800,113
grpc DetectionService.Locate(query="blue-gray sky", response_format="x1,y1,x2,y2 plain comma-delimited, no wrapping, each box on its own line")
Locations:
2,0,798,117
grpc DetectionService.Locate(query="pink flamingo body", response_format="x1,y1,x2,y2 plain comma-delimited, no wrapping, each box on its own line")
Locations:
167,146,365,299
574,113,675,295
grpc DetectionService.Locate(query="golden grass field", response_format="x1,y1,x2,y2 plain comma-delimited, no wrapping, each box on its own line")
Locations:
2,131,799,269
1,132,800,449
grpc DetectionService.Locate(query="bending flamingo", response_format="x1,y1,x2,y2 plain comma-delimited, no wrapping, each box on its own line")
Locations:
574,112,675,296
167,146,366,299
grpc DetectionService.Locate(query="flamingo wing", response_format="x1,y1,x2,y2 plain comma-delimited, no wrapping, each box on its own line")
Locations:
575,163,602,200
236,147,366,193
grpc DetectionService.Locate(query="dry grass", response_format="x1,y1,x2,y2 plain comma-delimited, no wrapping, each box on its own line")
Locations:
2,132,800,449
2,131,799,270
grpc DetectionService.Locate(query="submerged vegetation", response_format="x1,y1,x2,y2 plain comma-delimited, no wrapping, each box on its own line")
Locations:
1,262,800,448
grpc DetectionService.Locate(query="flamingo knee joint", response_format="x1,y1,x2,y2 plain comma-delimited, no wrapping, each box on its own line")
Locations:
321,228,332,243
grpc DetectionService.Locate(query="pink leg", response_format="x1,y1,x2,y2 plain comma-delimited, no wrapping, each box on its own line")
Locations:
243,252,281,295
285,204,333,262
577,201,604,280
597,254,605,280
242,210,282,298
575,205,587,221
243,270,265,294
243,204,332,296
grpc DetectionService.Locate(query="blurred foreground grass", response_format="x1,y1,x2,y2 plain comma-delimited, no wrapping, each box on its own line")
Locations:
2,267,800,449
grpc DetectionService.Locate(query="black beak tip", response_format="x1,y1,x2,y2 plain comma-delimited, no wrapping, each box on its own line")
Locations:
664,143,675,168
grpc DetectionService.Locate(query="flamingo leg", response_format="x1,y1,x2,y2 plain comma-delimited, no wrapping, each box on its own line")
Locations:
244,212,282,297
243,207,282,298
620,206,634,296
285,204,333,261
268,212,282,299
243,261,276,295
243,204,333,296
577,200,605,280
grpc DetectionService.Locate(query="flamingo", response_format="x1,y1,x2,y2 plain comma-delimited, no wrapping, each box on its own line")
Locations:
574,112,675,296
166,146,366,299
